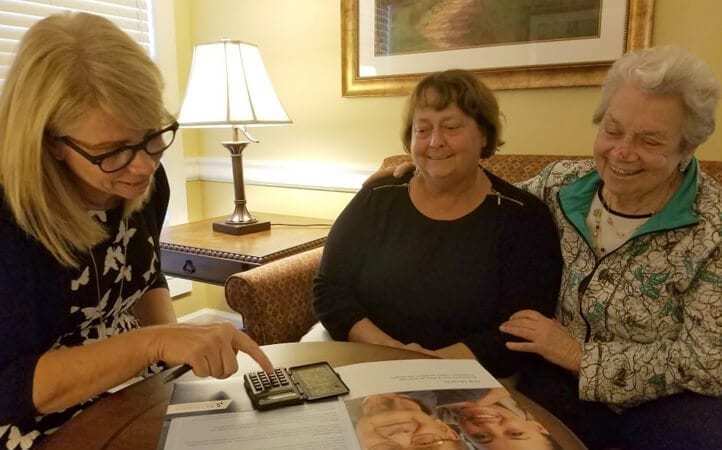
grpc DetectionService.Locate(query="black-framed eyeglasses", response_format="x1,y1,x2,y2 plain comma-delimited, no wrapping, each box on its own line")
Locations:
53,121,179,173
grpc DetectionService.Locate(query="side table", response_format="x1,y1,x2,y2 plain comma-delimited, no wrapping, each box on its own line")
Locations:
159,212,331,285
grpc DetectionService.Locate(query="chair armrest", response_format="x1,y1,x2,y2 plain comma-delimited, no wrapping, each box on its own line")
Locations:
225,247,323,345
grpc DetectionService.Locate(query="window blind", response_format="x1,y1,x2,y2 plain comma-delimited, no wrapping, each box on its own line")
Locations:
0,0,152,85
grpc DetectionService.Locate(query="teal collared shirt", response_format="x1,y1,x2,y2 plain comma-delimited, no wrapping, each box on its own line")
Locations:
558,158,700,249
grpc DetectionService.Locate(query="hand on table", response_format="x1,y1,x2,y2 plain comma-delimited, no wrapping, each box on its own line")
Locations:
402,342,441,358
367,335,436,357
500,309,581,373
347,318,464,359
392,161,416,178
147,322,273,378
397,342,473,359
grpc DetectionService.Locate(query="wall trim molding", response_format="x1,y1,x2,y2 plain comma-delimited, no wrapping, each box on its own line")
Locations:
185,157,376,193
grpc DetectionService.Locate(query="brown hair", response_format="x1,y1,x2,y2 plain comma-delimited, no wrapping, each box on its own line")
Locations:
401,69,503,159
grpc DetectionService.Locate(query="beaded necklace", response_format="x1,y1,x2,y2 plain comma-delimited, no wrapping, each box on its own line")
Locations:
589,186,652,256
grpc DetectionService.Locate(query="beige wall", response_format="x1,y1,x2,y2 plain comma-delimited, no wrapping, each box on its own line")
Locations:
180,0,722,207
171,0,722,314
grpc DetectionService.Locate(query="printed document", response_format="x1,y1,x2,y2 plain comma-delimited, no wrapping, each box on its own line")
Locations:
159,359,561,450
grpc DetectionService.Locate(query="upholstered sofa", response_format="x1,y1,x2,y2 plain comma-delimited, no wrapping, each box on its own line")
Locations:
225,154,722,345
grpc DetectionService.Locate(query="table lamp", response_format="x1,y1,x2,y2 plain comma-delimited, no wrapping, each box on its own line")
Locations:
178,39,291,235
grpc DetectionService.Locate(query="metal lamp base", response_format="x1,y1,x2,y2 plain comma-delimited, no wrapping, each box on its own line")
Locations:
212,127,270,236
212,219,270,235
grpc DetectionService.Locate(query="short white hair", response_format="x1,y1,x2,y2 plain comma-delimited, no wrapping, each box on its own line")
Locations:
593,46,720,151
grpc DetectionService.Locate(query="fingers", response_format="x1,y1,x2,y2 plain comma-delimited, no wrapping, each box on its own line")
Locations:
393,162,416,178
154,322,272,378
362,161,415,187
219,344,239,379
189,355,212,378
188,328,271,378
503,319,582,372
187,323,233,378
500,326,537,342
499,317,542,341
384,339,405,348
362,167,395,187
233,331,273,374
404,343,424,352
403,343,437,357
508,309,546,321
505,341,538,353
500,317,538,332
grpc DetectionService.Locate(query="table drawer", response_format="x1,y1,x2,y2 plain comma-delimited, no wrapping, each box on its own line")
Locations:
160,248,257,285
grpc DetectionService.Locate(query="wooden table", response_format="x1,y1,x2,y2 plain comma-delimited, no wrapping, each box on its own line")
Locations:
36,342,586,450
159,212,331,285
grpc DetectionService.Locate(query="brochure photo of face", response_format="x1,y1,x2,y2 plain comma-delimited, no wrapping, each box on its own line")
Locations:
344,388,562,450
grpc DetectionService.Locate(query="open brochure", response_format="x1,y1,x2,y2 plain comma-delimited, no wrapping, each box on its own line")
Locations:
158,359,563,450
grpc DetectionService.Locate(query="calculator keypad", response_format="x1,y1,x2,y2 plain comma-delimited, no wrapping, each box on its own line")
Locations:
247,368,291,393
243,368,304,410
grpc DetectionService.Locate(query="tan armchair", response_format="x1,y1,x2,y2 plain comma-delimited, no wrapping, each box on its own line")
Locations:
225,246,323,345
224,155,722,345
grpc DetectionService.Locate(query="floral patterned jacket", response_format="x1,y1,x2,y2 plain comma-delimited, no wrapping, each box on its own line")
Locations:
519,158,722,408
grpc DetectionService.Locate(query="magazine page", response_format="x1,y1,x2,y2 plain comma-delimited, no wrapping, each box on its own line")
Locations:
337,360,563,450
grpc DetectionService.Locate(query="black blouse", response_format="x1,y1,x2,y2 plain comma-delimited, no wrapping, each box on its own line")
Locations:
314,170,562,377
0,166,169,448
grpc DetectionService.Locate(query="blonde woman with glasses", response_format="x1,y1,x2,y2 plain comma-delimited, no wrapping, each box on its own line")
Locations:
0,13,271,448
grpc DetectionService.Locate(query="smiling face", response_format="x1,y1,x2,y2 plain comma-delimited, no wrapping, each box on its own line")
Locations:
56,108,160,208
458,404,552,450
410,93,486,186
356,410,460,450
593,82,689,211
362,394,425,416
356,394,460,450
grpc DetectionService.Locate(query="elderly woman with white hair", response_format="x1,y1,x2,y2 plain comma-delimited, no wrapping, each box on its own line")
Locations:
498,46,722,449
377,46,722,449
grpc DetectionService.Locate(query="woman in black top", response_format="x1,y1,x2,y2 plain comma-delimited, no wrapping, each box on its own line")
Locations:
0,13,270,448
313,70,562,374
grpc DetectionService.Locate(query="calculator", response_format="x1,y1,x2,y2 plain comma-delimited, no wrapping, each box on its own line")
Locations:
243,362,349,411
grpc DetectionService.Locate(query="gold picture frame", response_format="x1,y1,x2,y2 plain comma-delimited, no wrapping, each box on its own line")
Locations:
341,0,654,97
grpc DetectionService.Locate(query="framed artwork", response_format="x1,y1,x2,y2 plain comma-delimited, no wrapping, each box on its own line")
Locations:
341,0,654,96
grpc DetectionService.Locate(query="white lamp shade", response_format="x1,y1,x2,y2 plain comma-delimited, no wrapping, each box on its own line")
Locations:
178,40,291,127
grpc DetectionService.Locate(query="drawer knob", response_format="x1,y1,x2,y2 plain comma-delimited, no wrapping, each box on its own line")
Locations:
182,260,196,274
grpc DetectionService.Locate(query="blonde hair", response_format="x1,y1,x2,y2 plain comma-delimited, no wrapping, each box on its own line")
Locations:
0,12,171,267
593,46,720,152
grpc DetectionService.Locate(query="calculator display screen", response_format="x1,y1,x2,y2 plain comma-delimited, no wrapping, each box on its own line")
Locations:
267,391,300,401
291,363,349,400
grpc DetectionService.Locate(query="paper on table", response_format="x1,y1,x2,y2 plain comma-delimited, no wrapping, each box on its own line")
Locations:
162,401,359,450
335,359,500,398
